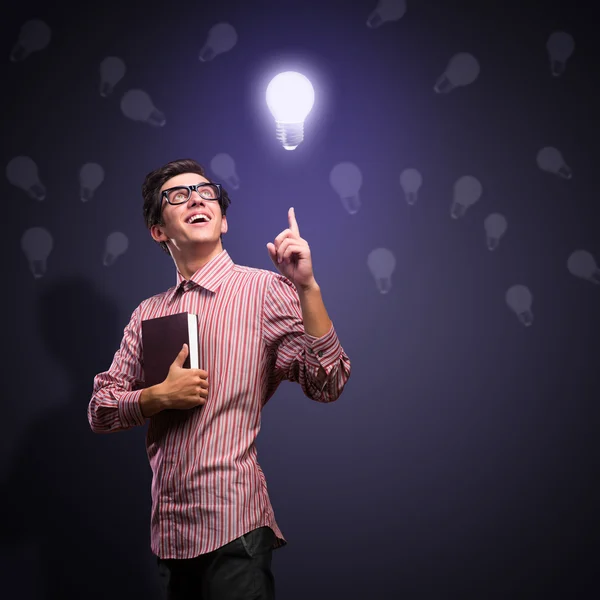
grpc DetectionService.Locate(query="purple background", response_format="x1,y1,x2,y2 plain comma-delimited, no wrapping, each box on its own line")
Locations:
2,0,599,598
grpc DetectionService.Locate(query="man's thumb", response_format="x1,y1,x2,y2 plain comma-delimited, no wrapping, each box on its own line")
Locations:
266,243,277,265
174,343,188,366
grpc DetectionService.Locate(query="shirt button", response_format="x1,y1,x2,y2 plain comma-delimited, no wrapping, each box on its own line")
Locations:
318,351,323,358
308,348,314,354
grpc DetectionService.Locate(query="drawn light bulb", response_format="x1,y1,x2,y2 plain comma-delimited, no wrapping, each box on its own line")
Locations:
546,31,574,77
6,156,46,201
329,162,363,215
506,284,533,327
121,89,166,127
366,0,407,28
536,146,571,179
210,153,239,189
399,168,422,206
567,250,600,284
199,22,238,62
99,56,126,97
266,71,315,150
79,162,105,202
367,248,396,294
10,19,51,62
103,232,129,267
21,226,53,279
434,53,480,93
484,213,507,251
451,175,482,219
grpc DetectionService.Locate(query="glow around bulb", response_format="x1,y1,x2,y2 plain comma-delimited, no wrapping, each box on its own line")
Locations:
266,72,315,150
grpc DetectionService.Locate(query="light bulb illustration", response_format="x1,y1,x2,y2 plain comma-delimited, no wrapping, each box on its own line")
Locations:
10,19,51,62
366,0,407,28
367,248,396,294
506,284,533,327
451,175,482,219
484,213,507,251
120,89,166,127
546,31,574,77
99,56,126,97
199,23,238,62
329,162,363,215
210,153,239,190
536,146,571,179
567,250,600,285
103,232,129,267
266,71,315,150
399,168,422,206
6,156,46,201
434,52,480,93
79,162,105,202
21,226,53,279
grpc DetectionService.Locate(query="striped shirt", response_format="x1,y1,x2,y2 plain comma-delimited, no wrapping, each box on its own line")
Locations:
88,249,351,559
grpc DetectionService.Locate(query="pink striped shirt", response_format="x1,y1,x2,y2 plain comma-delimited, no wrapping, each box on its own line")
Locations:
88,249,351,559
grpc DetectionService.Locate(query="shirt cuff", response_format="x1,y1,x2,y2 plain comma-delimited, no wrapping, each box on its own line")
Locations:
304,322,342,371
118,389,147,428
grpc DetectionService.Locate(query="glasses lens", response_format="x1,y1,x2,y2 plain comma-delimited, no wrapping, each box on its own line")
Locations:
197,184,219,201
167,187,190,204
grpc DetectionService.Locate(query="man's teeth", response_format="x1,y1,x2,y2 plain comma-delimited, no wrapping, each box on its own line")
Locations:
188,215,210,223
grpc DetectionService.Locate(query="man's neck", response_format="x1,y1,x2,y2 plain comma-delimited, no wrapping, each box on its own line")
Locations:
173,245,224,280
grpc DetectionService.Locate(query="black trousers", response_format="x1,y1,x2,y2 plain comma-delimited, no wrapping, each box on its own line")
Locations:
156,526,276,600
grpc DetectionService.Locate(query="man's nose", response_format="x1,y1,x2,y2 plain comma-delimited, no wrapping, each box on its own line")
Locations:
188,190,206,204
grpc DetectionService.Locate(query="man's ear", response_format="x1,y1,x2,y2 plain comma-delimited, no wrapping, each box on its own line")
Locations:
150,224,167,243
221,215,228,235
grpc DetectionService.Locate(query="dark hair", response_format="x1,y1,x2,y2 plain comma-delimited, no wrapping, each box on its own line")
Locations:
142,158,232,255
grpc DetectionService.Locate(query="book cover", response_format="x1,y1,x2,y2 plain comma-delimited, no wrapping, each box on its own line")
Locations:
141,312,199,388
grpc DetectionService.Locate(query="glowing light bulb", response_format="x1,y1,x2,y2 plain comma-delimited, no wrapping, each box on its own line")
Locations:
451,175,482,219
266,71,315,150
367,248,396,294
536,146,571,179
434,52,480,93
21,226,53,279
567,250,600,284
10,19,51,62
79,162,105,202
505,284,533,327
99,56,126,97
6,156,46,201
329,162,363,215
399,168,422,206
366,0,407,28
199,23,238,62
546,31,574,77
121,89,166,127
103,232,129,266
210,153,240,189
483,213,507,251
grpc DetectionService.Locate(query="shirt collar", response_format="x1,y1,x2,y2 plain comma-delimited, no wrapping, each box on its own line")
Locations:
166,249,234,305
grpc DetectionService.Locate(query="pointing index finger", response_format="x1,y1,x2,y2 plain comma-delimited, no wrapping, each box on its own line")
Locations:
288,206,300,235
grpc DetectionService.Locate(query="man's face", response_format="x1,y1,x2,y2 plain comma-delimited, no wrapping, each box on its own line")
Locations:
151,172,228,250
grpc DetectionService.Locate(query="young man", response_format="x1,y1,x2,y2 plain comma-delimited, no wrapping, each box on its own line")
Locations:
87,158,351,600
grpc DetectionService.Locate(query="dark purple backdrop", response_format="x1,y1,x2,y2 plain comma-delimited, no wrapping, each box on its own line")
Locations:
2,0,599,598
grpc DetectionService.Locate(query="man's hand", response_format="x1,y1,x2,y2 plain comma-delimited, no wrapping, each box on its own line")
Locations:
266,207,317,291
158,343,209,410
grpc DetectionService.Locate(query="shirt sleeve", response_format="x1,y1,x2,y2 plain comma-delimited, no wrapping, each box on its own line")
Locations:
262,274,352,403
87,303,147,433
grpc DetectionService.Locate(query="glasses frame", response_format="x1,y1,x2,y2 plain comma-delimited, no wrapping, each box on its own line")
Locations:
161,182,222,207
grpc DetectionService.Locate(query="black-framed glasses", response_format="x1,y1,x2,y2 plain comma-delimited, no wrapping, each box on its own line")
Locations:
161,182,222,206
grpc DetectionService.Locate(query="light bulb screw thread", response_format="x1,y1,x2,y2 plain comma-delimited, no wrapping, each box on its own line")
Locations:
275,122,304,150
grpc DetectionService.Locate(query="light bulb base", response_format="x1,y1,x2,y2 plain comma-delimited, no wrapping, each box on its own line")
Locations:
517,310,533,327
275,122,304,150
28,183,46,202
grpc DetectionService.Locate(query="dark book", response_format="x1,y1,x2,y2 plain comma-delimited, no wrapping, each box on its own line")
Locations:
141,312,199,388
